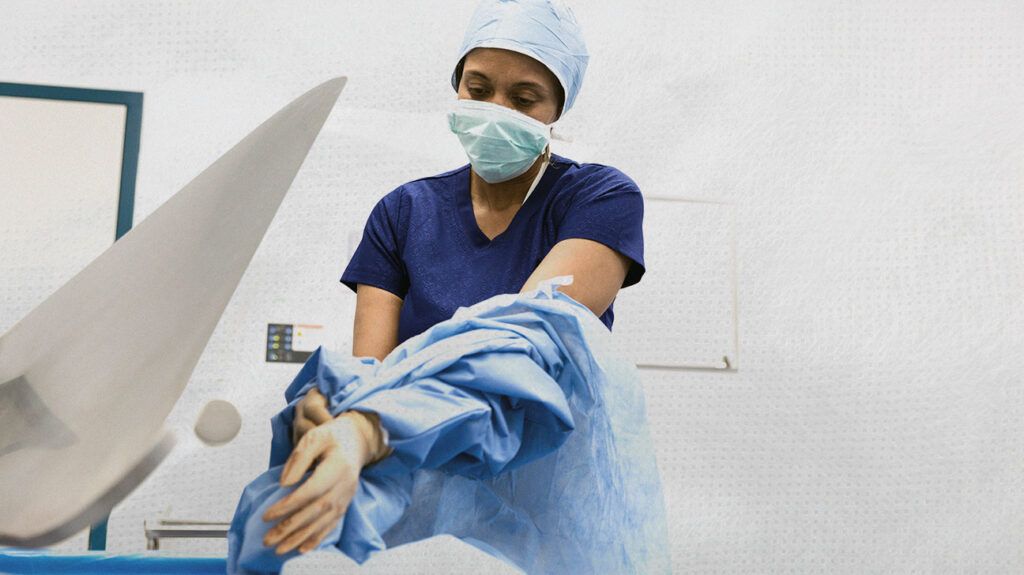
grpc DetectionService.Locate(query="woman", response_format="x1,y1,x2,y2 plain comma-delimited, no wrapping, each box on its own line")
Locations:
260,0,646,556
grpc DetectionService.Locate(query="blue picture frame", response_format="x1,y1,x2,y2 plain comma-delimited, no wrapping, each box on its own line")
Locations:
0,81,143,549
0,81,142,241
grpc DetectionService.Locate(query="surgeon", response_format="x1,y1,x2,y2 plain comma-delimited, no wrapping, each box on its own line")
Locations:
259,0,647,556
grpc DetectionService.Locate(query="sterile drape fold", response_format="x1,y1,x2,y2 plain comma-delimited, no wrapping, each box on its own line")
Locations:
227,275,670,574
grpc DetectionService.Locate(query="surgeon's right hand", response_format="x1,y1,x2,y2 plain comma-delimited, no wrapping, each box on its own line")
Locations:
291,388,332,447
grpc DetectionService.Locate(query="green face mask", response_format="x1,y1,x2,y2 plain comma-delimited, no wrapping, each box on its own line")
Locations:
448,99,552,184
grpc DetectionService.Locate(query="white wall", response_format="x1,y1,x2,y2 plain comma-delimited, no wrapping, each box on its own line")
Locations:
1,0,1022,572
0,96,126,328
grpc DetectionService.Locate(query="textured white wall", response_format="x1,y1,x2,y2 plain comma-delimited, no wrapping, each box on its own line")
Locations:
1,0,1022,572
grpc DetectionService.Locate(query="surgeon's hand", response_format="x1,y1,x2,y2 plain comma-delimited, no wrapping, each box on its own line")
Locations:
262,410,389,555
291,388,332,447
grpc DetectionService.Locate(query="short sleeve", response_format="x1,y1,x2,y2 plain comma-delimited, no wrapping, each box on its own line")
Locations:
341,189,409,298
556,173,646,288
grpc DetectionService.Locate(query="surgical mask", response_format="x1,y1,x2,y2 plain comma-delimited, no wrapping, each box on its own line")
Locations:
447,99,552,184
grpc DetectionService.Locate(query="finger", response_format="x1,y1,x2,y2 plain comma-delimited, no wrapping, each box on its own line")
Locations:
291,418,315,446
298,516,340,554
262,494,324,548
279,430,329,487
302,392,333,425
292,400,312,445
277,496,346,555
294,402,312,423
303,388,326,412
265,453,342,521
297,468,360,554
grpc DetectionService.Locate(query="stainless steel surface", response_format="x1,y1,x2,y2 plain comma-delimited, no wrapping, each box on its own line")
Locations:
143,519,231,550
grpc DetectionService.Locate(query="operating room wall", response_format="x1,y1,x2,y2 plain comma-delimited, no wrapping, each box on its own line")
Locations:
2,0,1023,572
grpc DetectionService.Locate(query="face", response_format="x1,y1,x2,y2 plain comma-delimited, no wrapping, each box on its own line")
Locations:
457,47,563,125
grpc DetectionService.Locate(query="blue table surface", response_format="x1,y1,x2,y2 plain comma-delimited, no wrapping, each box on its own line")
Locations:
0,548,226,574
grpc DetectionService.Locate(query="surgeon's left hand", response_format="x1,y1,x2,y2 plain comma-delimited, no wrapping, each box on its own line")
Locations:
261,411,387,555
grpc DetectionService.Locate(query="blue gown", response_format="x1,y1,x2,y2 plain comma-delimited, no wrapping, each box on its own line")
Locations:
226,276,670,574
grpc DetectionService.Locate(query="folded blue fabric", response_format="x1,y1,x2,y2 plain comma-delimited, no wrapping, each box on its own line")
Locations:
227,276,670,574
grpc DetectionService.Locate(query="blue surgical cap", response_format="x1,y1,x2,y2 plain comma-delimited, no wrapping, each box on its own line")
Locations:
451,0,589,118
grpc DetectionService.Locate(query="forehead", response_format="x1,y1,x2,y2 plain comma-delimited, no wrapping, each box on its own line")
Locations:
462,47,558,92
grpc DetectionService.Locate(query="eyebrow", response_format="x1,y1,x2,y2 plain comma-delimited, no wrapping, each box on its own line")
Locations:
464,70,551,95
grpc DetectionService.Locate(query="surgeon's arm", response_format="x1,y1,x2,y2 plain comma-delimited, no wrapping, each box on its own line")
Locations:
352,283,403,361
520,238,631,318
291,283,400,446
268,284,400,553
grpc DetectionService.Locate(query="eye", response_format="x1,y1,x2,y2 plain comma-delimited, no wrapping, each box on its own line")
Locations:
513,97,536,107
467,86,488,97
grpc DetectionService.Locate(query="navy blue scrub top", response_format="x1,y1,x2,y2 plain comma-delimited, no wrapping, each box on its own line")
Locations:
341,153,646,346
